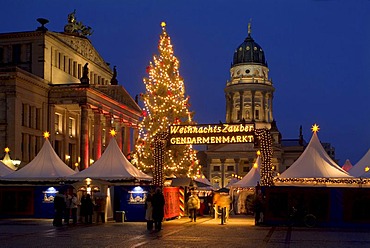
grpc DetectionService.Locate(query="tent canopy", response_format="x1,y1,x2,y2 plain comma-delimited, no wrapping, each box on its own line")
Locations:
342,159,353,172
70,138,152,181
3,139,75,181
348,149,370,177
278,132,351,179
231,156,261,188
0,160,14,176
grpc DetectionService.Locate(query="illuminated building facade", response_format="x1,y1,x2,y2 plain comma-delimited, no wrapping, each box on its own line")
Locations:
201,24,335,187
0,18,141,170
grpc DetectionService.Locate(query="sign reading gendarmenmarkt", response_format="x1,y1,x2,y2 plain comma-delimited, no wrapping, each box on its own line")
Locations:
168,123,255,145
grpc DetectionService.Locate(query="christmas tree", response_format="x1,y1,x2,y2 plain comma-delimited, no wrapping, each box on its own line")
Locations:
133,22,200,179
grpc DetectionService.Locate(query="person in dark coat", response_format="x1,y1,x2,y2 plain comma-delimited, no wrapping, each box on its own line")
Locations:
53,190,66,227
80,193,87,223
84,194,94,224
151,187,165,231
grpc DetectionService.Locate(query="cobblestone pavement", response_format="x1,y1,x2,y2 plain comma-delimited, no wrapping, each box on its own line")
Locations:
1,216,370,248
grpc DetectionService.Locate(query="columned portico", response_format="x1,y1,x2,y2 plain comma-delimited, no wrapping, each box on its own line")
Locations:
93,109,102,161
80,104,89,169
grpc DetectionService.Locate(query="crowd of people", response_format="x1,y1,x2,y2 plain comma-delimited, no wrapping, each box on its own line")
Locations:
54,184,265,229
53,190,106,227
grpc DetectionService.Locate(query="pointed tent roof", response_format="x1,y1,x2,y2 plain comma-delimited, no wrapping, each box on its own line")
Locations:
2,153,17,170
3,139,75,181
70,137,152,181
348,149,370,177
0,160,14,176
226,177,240,188
342,159,353,172
194,172,213,187
231,155,261,188
278,131,351,179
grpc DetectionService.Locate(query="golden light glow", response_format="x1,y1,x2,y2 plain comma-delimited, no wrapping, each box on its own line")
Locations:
311,124,320,133
253,162,258,169
256,150,261,156
75,162,79,168
43,131,50,139
365,167,370,172
161,21,166,27
4,147,10,153
110,129,116,137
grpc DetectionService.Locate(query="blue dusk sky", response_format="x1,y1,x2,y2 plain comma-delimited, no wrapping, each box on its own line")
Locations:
1,0,369,165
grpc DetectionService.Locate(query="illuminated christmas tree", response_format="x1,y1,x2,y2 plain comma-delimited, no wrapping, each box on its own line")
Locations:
133,22,200,179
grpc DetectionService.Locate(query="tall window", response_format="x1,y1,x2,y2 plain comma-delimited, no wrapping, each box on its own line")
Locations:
55,114,61,134
68,118,75,137
12,44,21,63
22,104,27,126
58,53,62,69
255,109,260,120
36,108,41,130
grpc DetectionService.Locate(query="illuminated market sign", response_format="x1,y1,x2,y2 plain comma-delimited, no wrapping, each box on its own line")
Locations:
168,123,255,145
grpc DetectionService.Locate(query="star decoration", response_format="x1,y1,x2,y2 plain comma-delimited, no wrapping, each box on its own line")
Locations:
43,131,50,139
110,129,116,137
311,124,320,133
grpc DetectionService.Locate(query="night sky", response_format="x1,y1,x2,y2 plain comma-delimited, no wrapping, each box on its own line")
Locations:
1,0,369,165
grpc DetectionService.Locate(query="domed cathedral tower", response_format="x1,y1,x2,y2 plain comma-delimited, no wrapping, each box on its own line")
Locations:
225,23,280,143
202,23,283,189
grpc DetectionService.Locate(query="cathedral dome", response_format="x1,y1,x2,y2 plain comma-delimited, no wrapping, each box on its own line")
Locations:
232,30,267,67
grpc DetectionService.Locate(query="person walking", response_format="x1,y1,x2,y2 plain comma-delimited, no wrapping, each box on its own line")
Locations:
151,187,165,232
187,192,200,222
94,195,106,223
145,189,154,231
84,194,94,224
80,193,87,223
53,190,66,227
70,193,79,225
64,192,72,225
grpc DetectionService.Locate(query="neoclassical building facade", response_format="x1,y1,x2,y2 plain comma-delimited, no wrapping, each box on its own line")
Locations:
0,18,141,170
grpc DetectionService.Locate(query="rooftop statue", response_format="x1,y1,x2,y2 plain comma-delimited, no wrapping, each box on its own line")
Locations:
64,10,93,37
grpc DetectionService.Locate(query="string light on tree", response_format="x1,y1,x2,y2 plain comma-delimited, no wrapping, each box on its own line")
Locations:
255,129,273,186
132,21,200,178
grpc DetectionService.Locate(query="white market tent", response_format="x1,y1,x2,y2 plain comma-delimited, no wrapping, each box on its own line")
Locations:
194,172,213,187
341,159,353,172
231,155,261,188
3,138,76,181
2,153,17,170
69,137,152,182
275,129,352,186
348,149,370,177
0,160,14,176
